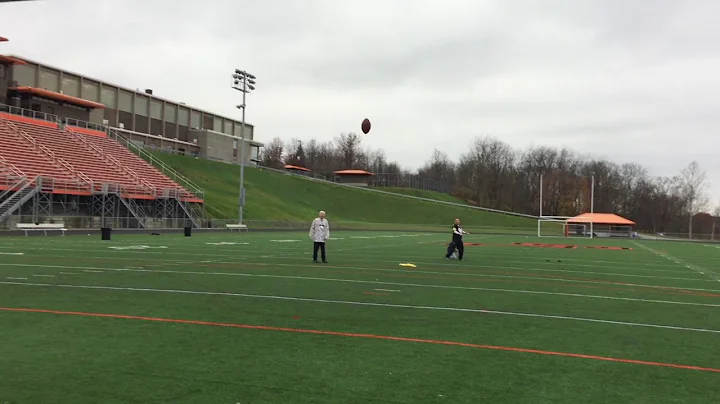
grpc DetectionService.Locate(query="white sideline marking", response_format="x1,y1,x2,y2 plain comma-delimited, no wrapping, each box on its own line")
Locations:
108,245,168,250
1,280,718,334
272,256,714,282
374,289,401,293
242,253,708,278
206,242,249,246
4,262,720,294
0,252,24,256
83,270,104,273
96,267,720,308
59,272,78,275
32,274,55,278
270,240,300,243
631,241,718,280
0,238,431,259
6,277,27,280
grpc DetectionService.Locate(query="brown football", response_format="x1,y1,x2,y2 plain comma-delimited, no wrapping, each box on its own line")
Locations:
361,118,371,134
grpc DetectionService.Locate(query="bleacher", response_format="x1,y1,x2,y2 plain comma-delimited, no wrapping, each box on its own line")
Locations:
0,117,85,193
74,130,196,200
0,113,199,202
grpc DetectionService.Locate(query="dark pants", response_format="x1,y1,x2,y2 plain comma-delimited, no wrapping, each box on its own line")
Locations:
446,239,464,260
313,242,326,262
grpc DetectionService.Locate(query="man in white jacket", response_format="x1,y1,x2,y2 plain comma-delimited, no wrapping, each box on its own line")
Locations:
309,210,330,263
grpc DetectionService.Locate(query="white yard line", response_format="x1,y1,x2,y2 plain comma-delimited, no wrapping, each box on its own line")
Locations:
1,280,718,334
4,262,720,293
249,257,711,281
6,277,27,280
91,267,720,308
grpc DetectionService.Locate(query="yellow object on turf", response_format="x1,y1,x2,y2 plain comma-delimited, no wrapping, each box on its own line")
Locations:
399,263,417,268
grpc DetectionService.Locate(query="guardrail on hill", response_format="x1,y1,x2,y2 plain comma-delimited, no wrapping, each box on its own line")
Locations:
256,165,538,220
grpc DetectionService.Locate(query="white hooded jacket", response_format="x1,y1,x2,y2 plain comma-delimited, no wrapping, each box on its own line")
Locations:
309,217,330,242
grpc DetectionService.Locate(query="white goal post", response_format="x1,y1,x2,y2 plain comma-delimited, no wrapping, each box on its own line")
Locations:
537,175,635,239
537,218,588,238
538,218,634,238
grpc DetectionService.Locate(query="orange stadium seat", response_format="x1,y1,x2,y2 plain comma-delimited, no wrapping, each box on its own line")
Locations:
0,120,87,193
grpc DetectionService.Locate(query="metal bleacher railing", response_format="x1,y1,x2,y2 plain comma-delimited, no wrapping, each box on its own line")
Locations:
105,127,205,202
64,118,106,133
0,103,59,124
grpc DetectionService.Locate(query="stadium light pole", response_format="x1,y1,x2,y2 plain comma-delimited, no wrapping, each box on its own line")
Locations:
231,69,256,225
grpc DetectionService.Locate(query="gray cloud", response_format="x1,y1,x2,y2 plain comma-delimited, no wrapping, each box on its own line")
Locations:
2,0,719,207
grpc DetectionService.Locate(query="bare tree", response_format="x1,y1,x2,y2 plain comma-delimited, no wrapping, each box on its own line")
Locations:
419,149,456,183
283,139,307,168
335,133,362,168
303,139,320,170
260,137,284,169
366,149,388,174
678,161,709,238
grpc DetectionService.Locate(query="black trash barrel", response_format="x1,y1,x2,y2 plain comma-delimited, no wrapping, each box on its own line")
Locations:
101,227,111,241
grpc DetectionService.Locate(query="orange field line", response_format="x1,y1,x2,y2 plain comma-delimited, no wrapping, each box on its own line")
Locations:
1,307,718,373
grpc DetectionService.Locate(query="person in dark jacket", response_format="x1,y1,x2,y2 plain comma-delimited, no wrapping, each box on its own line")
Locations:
445,218,469,260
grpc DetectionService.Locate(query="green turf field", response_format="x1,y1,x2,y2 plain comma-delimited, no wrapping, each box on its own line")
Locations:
1,232,719,403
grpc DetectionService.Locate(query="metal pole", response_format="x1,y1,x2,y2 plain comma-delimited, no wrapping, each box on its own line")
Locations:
238,81,247,225
590,175,595,240
688,207,693,240
539,174,543,218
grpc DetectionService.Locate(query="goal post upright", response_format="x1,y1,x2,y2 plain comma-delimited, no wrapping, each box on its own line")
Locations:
537,174,543,237
590,175,595,240
536,172,597,239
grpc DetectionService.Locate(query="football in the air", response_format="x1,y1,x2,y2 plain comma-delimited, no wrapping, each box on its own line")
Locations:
361,118,371,134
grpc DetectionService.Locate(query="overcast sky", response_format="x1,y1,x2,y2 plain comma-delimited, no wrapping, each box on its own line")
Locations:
2,0,719,209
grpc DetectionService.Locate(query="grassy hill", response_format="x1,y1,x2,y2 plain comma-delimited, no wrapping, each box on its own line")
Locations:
152,153,535,230
373,187,468,204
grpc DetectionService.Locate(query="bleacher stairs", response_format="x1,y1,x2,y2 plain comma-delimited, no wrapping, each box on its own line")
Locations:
0,177,37,222
0,112,204,228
